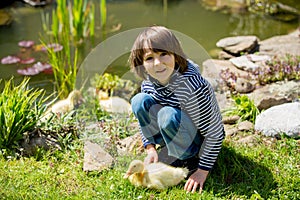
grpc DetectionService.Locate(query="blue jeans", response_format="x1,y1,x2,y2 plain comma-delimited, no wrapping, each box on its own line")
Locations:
131,93,202,160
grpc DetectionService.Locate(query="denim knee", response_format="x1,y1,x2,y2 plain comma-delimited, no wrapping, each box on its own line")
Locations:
131,93,151,113
157,107,180,132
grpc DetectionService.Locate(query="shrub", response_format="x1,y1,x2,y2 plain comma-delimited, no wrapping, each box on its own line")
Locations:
223,94,260,123
90,73,121,96
0,78,47,151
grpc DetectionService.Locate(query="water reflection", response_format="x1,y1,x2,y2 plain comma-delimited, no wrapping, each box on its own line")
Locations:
0,0,298,92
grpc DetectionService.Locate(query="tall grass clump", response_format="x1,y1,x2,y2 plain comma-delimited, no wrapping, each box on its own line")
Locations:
0,78,47,151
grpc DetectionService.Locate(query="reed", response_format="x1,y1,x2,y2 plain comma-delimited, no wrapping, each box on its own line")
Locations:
89,3,95,38
42,0,96,42
100,0,107,28
45,30,79,99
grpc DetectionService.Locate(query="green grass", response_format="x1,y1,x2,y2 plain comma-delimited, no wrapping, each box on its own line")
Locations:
0,133,299,199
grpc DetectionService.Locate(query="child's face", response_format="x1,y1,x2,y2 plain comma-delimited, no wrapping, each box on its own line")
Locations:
143,49,175,85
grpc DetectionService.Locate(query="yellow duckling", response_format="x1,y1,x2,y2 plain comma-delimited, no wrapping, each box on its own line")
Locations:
99,96,132,114
50,90,83,114
97,89,131,114
123,160,188,190
41,90,83,121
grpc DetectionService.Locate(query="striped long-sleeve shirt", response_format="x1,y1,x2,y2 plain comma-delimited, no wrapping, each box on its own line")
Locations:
140,59,225,171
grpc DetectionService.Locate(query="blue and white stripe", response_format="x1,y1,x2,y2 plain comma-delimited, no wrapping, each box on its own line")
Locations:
140,59,225,171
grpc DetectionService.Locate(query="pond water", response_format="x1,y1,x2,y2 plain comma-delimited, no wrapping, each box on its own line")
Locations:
0,0,299,92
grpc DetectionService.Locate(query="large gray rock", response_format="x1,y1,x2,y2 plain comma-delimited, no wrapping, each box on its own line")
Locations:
249,81,300,110
229,54,271,71
202,59,249,79
255,102,300,138
216,35,259,55
259,30,300,58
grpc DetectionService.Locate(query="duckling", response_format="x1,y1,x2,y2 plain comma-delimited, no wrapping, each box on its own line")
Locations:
99,96,132,114
123,160,188,190
40,90,83,122
51,90,83,114
96,89,131,114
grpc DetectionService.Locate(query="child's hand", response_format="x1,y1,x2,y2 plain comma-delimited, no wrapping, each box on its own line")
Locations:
184,169,209,193
144,144,158,164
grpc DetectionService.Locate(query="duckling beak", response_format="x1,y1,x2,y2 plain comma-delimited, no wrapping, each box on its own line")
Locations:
123,171,132,179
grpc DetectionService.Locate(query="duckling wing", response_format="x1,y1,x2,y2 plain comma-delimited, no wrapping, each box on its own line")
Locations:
145,162,188,188
138,171,164,190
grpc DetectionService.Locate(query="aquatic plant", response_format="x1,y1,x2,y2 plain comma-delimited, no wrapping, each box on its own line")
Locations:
19,58,35,65
1,56,20,64
45,32,79,99
100,0,107,28
43,0,97,42
18,40,35,48
17,62,52,76
0,77,47,151
0,41,63,76
71,0,93,41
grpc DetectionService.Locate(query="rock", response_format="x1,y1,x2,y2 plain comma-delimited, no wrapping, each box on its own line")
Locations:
202,0,248,13
215,92,234,112
237,121,254,131
222,115,240,124
249,81,300,110
224,124,239,137
216,36,259,55
117,133,144,156
83,140,114,172
248,1,300,22
202,59,249,80
259,29,300,58
235,77,255,93
230,56,259,71
218,50,235,60
255,102,300,138
247,54,271,62
228,54,271,71
205,77,220,91
236,135,257,146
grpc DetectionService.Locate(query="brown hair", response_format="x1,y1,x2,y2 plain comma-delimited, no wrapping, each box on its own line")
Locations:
129,26,188,80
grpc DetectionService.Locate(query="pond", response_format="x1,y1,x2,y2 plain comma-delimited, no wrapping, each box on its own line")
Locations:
0,0,299,92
